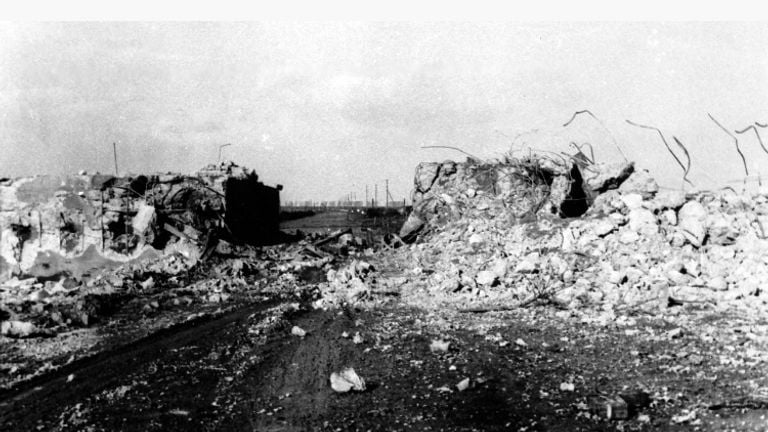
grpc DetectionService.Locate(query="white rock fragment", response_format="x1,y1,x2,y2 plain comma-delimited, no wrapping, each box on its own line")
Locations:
592,220,616,237
621,193,644,210
619,169,659,197
140,277,155,290
330,368,366,392
456,378,470,392
475,270,497,286
429,339,450,353
619,231,640,244
514,254,539,274
678,201,708,247
661,209,677,226
491,259,508,279
652,190,686,211
1,320,37,338
628,208,658,235
291,326,307,337
468,233,485,248
708,276,727,291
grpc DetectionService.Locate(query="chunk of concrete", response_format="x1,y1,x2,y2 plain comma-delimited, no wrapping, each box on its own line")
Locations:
584,161,635,193
415,163,441,193
132,203,156,236
677,201,707,248
399,213,425,242
618,169,659,198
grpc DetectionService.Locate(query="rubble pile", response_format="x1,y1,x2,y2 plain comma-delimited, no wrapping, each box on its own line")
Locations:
0,226,373,340
0,161,281,282
0,161,287,341
399,155,635,241
390,154,768,312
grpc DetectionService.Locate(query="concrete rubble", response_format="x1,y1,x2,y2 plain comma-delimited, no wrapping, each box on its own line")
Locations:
0,161,281,281
5,151,768,430
6,152,768,344
0,162,287,339
383,153,768,313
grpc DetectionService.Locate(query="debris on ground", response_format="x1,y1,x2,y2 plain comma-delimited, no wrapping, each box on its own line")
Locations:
456,377,470,392
290,326,307,337
429,339,450,352
329,367,366,393
4,148,768,430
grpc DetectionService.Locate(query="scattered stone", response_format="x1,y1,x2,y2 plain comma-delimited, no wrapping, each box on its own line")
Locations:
399,213,425,242
468,233,485,248
514,254,539,274
619,231,640,244
1,320,38,338
415,162,440,193
140,277,155,290
621,193,644,210
678,201,708,247
330,368,366,393
291,326,307,337
652,190,686,211
584,161,635,193
628,208,658,235
456,378,470,392
475,270,496,286
429,339,450,353
618,169,658,198
592,220,616,237
708,276,727,291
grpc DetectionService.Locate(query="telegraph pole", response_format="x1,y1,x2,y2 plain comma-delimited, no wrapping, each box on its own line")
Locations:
112,142,119,176
385,179,389,208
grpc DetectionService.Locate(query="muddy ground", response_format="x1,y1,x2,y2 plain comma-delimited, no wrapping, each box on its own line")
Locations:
2,297,768,431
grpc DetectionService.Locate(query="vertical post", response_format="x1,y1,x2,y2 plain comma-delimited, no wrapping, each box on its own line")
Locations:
100,190,105,250
385,179,389,208
365,185,369,206
112,142,119,176
374,184,378,207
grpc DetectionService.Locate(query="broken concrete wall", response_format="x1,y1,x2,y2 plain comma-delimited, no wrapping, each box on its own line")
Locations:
0,162,281,281
400,155,635,241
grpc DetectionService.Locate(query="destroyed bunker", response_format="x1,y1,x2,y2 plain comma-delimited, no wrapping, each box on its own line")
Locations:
0,162,282,281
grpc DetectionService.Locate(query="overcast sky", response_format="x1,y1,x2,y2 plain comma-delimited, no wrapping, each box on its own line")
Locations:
2,22,768,202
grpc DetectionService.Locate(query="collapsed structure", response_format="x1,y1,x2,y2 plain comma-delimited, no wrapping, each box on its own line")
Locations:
0,162,281,282
393,152,768,311
400,154,636,241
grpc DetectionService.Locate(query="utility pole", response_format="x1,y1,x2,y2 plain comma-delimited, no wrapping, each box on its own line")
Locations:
374,184,378,207
365,185,369,206
385,179,389,208
112,142,119,176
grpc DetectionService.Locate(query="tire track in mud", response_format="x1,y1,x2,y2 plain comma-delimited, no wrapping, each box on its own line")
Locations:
0,298,280,430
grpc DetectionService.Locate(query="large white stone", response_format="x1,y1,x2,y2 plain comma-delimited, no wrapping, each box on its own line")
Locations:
677,201,707,247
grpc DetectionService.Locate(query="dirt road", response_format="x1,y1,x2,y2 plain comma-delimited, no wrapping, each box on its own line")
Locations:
2,300,767,431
